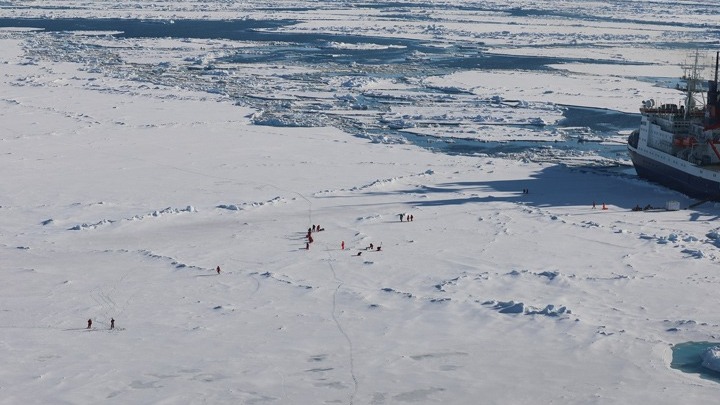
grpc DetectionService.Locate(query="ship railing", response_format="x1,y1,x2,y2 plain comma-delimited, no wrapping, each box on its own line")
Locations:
640,108,704,117
672,136,698,147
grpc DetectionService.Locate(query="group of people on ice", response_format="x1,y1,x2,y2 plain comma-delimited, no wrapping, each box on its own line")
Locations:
86,212,417,331
309,212,417,254
305,224,325,249
399,213,414,222
341,240,382,256
86,317,114,330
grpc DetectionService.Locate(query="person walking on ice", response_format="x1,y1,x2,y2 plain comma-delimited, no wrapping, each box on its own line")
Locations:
87,318,92,329
216,266,221,275
110,318,115,330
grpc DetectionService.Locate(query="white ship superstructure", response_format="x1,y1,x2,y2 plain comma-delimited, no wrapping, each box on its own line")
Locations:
627,52,720,200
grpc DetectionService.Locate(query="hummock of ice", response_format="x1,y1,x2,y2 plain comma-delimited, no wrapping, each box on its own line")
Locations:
701,346,720,373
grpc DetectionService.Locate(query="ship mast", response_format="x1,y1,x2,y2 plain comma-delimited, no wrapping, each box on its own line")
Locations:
706,51,720,129
684,50,702,116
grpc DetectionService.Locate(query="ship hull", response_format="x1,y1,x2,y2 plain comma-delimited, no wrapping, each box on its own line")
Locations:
628,147,720,200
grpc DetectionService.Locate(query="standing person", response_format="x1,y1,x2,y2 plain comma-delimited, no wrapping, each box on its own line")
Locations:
216,266,221,275
399,213,404,222
87,319,92,329
341,241,345,250
110,318,115,330
592,201,596,209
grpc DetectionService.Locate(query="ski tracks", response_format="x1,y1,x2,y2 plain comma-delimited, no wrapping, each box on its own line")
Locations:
324,248,359,405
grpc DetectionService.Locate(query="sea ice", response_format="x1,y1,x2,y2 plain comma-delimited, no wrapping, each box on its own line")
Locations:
701,346,720,373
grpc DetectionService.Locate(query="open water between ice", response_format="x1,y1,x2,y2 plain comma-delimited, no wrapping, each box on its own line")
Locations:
0,17,641,164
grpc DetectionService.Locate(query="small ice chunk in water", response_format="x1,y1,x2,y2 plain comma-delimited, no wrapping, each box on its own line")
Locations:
701,346,720,372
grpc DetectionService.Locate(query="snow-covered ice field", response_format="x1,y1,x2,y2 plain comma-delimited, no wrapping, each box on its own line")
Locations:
2,1,720,403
